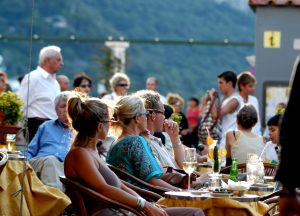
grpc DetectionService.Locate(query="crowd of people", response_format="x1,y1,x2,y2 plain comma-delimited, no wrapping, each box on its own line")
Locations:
1,44,299,215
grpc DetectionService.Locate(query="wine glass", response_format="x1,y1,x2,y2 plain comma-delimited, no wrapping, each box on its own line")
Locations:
183,148,197,191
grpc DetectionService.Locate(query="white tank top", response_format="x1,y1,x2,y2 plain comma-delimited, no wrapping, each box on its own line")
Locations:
220,93,241,148
231,131,265,164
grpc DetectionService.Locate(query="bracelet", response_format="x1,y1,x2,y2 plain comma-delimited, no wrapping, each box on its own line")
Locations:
136,197,146,211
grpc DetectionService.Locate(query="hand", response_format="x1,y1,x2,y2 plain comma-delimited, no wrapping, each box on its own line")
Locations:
279,196,300,216
209,88,218,99
144,202,168,216
195,173,210,185
164,119,179,137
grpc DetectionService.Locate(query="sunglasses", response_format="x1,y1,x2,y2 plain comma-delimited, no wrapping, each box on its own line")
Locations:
80,84,92,88
147,109,164,115
137,111,150,118
117,83,128,87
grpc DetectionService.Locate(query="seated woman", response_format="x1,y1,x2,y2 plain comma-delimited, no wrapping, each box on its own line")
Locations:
106,95,181,191
225,104,265,165
64,93,203,216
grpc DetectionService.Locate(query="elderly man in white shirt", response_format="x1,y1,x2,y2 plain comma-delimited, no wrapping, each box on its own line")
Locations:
19,45,63,141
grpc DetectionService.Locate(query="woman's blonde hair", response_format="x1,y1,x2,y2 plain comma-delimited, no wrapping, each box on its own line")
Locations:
112,95,145,137
167,92,184,107
67,92,110,147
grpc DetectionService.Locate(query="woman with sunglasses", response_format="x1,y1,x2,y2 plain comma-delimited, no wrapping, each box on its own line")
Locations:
73,72,92,95
102,72,130,102
65,93,203,216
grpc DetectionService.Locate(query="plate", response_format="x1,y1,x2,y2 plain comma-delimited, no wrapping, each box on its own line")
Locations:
211,192,233,197
252,183,269,187
190,190,209,195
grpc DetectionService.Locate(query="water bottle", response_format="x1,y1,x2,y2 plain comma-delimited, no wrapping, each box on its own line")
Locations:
229,158,238,182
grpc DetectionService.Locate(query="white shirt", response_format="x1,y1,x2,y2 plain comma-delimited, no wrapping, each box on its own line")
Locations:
238,95,262,135
263,141,279,164
18,66,60,119
102,92,122,102
149,134,178,168
220,93,241,148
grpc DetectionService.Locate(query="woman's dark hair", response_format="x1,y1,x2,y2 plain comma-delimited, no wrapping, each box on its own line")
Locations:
267,114,282,127
237,104,257,129
73,73,92,88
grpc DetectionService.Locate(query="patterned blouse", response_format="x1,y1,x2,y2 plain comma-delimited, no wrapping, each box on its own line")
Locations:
106,135,162,181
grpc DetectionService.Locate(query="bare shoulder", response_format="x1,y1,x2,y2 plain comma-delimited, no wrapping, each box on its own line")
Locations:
64,147,91,177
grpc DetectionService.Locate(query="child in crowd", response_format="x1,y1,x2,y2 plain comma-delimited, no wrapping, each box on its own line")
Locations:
263,114,282,165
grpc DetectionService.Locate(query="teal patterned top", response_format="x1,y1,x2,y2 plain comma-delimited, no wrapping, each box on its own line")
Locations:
106,135,162,181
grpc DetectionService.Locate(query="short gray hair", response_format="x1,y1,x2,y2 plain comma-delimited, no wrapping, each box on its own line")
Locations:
109,73,130,91
38,45,61,66
54,91,72,108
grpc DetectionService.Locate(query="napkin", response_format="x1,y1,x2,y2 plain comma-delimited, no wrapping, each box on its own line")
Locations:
227,179,251,190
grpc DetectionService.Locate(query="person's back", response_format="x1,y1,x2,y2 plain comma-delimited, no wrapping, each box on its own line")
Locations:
231,131,264,163
226,104,263,165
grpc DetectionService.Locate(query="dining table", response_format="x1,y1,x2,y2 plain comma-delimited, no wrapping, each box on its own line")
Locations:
157,190,269,216
0,158,71,216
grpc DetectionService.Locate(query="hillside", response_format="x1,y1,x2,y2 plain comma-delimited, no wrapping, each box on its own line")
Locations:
0,0,255,99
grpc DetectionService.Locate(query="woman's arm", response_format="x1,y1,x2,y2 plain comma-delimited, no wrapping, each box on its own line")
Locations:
147,176,181,191
225,131,234,166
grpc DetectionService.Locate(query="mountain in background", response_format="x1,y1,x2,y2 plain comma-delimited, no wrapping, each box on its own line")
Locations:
0,0,255,99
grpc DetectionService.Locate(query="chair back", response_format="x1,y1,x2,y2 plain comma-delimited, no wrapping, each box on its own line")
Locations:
220,163,278,176
60,176,146,216
107,163,170,196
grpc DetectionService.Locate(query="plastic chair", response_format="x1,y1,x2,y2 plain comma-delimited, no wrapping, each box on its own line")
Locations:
60,176,146,216
107,163,171,196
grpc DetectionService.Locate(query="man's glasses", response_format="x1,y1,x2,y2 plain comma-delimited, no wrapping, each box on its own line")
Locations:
117,83,128,87
137,111,150,118
147,109,164,115
80,84,92,88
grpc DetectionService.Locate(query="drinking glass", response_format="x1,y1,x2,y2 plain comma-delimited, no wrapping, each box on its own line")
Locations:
183,148,197,191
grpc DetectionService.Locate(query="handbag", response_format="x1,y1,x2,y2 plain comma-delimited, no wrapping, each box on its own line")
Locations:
198,96,221,144
161,167,197,189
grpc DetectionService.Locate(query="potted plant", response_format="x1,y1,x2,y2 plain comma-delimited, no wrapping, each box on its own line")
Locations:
0,91,23,145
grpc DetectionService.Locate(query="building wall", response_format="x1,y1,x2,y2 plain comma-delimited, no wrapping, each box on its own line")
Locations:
255,7,300,127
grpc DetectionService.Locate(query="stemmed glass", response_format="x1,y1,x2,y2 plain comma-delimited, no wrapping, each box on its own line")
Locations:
183,148,197,191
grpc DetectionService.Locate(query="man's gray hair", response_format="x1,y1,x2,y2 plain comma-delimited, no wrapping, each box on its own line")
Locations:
54,91,72,108
39,45,61,66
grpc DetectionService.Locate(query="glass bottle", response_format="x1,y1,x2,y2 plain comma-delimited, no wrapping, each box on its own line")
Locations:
213,145,219,173
229,158,238,182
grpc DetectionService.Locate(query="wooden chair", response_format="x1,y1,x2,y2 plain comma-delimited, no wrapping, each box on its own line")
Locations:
60,176,146,216
121,180,162,202
220,163,278,176
263,196,280,216
107,164,171,196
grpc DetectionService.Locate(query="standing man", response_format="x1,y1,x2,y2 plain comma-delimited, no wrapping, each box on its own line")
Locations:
237,71,261,135
146,76,167,104
19,45,63,141
216,71,241,148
